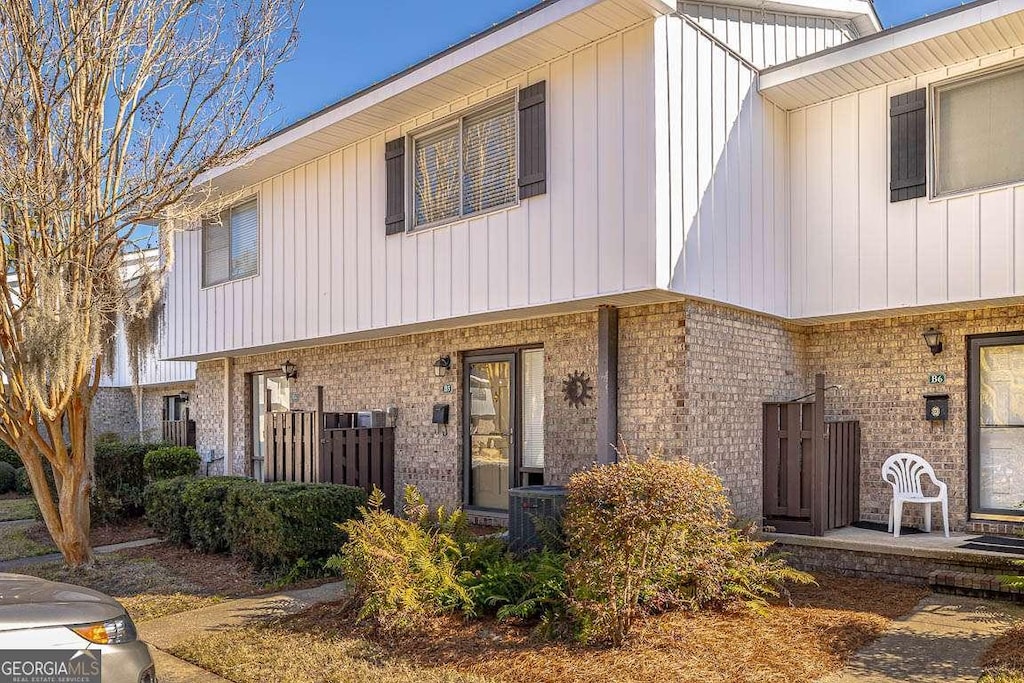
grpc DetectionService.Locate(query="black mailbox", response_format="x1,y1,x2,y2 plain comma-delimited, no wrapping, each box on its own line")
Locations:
924,394,949,421
432,403,450,425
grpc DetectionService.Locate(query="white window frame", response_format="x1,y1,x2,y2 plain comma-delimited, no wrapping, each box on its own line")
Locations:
201,195,260,288
406,92,519,232
930,60,1024,199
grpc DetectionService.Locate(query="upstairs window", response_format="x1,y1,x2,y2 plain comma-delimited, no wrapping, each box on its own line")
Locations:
412,97,517,229
202,197,259,286
934,64,1024,196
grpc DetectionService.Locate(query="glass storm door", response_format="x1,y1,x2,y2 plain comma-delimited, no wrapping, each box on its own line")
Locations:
971,336,1024,516
466,356,514,511
251,373,291,482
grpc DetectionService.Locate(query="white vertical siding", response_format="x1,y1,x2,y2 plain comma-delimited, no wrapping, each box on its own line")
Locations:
165,23,658,359
679,2,859,69
658,15,791,317
788,46,1024,319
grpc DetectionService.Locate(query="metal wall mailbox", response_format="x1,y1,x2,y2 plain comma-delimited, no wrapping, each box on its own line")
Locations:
924,394,949,421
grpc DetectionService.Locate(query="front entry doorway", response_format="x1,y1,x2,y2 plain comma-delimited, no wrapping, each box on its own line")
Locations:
970,334,1024,517
251,371,291,482
463,348,545,512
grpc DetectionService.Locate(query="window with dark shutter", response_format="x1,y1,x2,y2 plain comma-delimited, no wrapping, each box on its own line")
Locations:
890,88,927,202
385,138,406,235
518,81,547,199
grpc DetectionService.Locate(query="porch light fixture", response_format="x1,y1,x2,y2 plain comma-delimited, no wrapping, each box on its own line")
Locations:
433,354,452,378
922,328,944,355
178,390,190,403
281,360,298,379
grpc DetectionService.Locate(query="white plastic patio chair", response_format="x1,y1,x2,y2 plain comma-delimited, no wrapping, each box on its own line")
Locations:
881,453,949,538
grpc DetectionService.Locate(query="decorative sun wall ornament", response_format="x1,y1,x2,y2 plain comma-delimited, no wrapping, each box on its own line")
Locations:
562,370,593,408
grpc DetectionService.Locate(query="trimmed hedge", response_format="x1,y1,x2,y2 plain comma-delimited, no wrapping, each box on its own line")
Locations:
143,476,192,544
92,441,166,524
0,443,20,470
227,482,367,568
144,447,200,481
0,462,15,493
143,476,367,567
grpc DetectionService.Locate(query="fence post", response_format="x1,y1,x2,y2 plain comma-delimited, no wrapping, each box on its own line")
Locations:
314,386,324,483
810,373,826,536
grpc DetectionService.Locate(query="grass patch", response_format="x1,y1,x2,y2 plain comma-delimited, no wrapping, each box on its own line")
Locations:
0,521,54,560
17,542,273,622
0,496,37,522
980,623,1024,683
170,574,926,683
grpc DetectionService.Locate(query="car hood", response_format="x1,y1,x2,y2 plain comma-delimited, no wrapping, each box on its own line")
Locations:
0,573,125,631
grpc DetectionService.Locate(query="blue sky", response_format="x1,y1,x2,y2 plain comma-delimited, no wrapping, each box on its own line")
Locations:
270,0,967,130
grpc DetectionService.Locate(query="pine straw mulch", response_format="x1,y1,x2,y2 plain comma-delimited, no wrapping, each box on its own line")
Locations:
22,516,156,549
171,574,927,683
979,623,1024,683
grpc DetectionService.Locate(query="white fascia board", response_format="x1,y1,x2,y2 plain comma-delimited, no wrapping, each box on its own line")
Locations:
761,0,1024,91
198,0,673,188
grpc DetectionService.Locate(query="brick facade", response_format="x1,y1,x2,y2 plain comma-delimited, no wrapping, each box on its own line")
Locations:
139,383,196,443
92,387,138,442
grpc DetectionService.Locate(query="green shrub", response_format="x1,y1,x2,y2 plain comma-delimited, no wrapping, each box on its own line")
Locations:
143,476,192,544
563,452,813,646
0,443,20,470
14,465,54,497
144,447,200,481
465,546,569,633
181,477,257,553
226,481,366,569
327,486,472,632
0,462,15,494
92,440,166,524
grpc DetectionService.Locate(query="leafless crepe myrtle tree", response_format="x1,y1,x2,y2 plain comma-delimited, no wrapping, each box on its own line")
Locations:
0,0,298,566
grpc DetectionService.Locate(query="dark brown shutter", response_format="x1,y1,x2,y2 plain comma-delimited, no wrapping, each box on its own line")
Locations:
385,138,406,235
518,81,547,199
890,88,927,202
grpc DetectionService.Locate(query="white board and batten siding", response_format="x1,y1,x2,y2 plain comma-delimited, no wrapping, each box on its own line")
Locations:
788,45,1024,320
656,14,792,318
164,24,658,360
679,2,860,70
99,324,195,388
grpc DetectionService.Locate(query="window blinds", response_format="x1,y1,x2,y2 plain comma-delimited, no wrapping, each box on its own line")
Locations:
202,198,258,286
462,101,517,215
936,66,1024,196
521,349,545,470
413,125,460,227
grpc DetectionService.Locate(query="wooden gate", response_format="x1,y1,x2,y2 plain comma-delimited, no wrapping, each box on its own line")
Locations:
763,373,860,536
162,419,196,447
263,386,396,507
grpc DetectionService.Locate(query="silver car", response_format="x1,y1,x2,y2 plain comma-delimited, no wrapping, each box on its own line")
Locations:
0,573,155,682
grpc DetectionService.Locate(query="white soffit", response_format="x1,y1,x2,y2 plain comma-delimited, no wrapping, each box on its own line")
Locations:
702,0,881,34
200,0,673,195
760,0,1024,109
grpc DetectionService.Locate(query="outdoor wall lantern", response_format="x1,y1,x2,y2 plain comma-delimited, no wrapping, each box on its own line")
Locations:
281,360,298,379
178,390,190,403
922,328,944,355
433,354,452,378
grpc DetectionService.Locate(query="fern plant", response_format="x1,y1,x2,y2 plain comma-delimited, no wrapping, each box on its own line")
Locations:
327,486,472,632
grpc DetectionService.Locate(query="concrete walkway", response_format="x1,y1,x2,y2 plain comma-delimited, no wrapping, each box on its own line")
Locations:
0,536,162,571
822,594,1024,682
138,581,347,683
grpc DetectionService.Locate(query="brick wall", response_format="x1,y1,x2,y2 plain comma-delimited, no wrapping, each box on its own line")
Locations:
92,387,138,442
681,301,807,520
804,304,1024,532
195,359,228,473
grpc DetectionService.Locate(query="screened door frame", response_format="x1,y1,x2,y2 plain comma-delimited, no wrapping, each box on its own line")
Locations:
968,331,1024,519
248,368,290,481
461,344,543,512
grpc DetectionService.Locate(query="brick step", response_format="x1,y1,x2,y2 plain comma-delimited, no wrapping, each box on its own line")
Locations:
929,570,1024,602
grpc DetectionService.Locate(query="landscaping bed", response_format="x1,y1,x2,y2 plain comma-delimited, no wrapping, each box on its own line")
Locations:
169,573,926,683
981,623,1024,683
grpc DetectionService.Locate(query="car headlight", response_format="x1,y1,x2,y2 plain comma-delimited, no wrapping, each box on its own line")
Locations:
70,615,138,644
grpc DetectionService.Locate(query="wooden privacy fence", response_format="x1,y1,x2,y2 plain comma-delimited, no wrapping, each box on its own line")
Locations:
763,373,860,536
263,388,395,507
162,419,196,448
